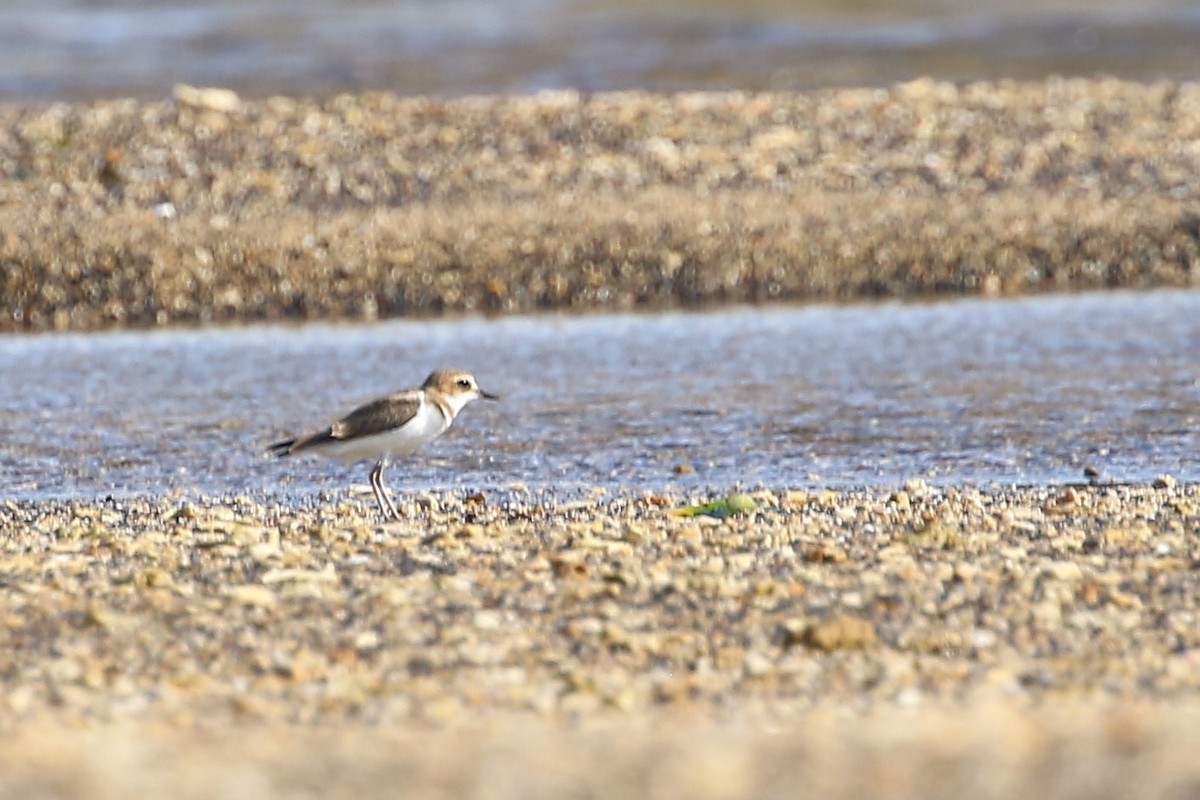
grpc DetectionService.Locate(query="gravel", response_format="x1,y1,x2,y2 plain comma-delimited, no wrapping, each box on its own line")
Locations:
3,78,1200,331
2,482,1199,796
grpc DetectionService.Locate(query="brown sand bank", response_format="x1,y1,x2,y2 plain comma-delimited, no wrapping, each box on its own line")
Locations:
2,482,1199,796
2,78,1199,332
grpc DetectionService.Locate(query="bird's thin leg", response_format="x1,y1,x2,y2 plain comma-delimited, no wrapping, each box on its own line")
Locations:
369,462,383,514
370,458,400,519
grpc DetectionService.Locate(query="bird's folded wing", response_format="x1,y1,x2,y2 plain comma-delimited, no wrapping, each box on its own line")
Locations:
330,391,422,440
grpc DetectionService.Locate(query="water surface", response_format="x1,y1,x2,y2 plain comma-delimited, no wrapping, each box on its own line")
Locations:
2,291,1198,502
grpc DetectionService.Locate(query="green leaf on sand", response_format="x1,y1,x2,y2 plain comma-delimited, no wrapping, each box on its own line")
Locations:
671,493,758,519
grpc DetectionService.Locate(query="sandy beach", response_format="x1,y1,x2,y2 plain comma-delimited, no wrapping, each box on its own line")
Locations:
2,482,1200,796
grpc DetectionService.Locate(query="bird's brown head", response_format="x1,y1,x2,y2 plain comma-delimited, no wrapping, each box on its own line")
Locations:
424,368,499,413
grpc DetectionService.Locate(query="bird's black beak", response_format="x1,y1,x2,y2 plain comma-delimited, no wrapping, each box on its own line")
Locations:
481,389,500,401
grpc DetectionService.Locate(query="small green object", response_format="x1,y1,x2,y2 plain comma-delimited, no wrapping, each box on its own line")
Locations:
671,493,757,519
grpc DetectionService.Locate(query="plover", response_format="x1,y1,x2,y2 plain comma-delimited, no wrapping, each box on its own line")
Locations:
268,368,498,519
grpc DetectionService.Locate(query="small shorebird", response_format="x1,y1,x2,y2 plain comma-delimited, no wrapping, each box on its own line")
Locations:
268,368,498,519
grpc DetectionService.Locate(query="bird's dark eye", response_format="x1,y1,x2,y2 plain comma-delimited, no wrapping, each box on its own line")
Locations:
457,378,471,388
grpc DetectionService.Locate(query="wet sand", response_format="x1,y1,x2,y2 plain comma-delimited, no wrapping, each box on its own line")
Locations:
3,78,1200,332
2,482,1199,796
6,291,1199,501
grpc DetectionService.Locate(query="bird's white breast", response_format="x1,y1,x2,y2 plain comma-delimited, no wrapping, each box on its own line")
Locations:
318,395,450,463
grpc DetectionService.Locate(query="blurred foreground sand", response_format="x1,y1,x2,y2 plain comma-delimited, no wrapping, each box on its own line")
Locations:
4,700,1200,800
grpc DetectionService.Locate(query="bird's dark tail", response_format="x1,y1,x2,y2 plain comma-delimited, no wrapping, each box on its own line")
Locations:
266,438,296,458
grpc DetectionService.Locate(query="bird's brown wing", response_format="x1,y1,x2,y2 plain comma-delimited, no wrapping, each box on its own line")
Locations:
331,391,422,439
287,391,422,452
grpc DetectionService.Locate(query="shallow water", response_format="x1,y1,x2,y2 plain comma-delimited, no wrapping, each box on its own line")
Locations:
5,0,1200,102
1,291,1198,502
